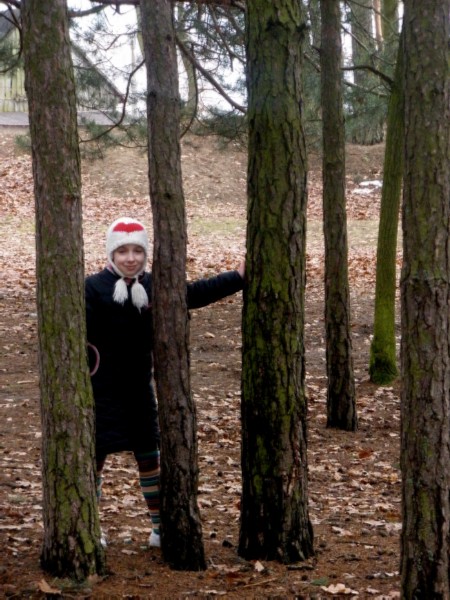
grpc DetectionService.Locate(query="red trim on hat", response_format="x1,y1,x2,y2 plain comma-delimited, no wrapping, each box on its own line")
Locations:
113,222,144,233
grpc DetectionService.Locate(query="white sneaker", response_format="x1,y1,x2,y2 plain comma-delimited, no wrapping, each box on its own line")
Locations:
148,530,160,548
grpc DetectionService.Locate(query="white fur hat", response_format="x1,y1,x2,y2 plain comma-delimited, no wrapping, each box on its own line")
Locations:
106,217,149,310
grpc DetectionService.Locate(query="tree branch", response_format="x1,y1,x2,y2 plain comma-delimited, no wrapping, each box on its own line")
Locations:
0,1,21,10
343,78,389,99
1,0,245,9
176,35,246,113
79,58,145,143
68,5,106,19
180,57,199,138
342,64,393,87
209,6,244,66
79,0,245,8
307,47,390,97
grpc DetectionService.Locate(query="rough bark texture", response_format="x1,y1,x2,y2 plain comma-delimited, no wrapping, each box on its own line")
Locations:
239,0,314,563
400,0,450,596
140,0,206,571
21,0,104,580
369,30,404,385
320,0,357,431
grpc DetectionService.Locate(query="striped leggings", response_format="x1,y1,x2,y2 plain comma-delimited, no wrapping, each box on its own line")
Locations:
96,450,160,534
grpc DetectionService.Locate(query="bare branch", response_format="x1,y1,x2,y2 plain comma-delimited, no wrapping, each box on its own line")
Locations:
68,5,106,19
180,59,199,138
0,1,22,10
343,77,389,99
209,6,244,66
80,0,245,9
221,4,245,37
177,35,246,113
308,45,390,96
0,3,23,69
343,63,393,87
79,58,145,143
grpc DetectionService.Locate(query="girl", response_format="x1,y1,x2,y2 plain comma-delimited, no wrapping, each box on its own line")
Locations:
86,216,244,548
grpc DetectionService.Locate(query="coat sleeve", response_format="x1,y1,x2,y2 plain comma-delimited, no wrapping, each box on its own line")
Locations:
186,270,243,309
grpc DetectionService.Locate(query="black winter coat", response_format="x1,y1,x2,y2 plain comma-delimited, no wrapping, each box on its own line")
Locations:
86,267,243,456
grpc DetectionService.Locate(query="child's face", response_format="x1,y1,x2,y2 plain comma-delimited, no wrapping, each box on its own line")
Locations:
113,244,146,277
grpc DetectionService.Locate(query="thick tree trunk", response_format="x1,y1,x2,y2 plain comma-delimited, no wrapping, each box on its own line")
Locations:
140,0,206,571
320,0,357,431
239,0,314,564
400,0,450,596
21,0,104,580
369,30,404,385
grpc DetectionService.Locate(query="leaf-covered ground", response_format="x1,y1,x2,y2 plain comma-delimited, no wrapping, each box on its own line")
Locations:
0,128,402,598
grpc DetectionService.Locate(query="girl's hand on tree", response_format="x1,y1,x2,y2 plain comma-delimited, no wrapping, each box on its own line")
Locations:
237,259,246,279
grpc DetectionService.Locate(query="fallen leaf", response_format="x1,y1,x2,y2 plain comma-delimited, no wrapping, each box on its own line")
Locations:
37,579,61,594
320,582,359,595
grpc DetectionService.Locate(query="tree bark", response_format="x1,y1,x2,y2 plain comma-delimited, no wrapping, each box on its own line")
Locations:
140,0,206,571
320,0,357,431
400,0,450,595
239,0,314,564
369,29,404,385
21,0,104,580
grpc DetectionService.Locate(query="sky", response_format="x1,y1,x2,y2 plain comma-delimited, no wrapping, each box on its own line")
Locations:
69,1,145,93
67,1,244,114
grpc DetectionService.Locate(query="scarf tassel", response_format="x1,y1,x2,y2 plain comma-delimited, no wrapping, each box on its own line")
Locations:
113,277,148,310
131,280,149,310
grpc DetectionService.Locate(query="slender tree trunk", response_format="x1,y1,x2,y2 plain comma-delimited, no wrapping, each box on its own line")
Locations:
21,0,104,580
380,0,400,77
348,0,385,144
239,0,314,564
320,0,357,431
400,0,450,595
307,0,321,49
140,0,206,571
380,0,398,38
373,0,383,48
369,30,404,385
177,4,199,123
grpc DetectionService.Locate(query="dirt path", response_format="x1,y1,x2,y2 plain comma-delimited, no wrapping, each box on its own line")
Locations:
0,130,402,598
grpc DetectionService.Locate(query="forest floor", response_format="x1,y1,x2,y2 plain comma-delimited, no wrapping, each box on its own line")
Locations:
0,127,403,598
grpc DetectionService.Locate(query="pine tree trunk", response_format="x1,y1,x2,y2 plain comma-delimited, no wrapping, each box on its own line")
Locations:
177,5,199,124
21,0,104,580
239,0,314,564
140,0,206,571
348,0,385,145
307,0,321,49
400,0,450,595
321,0,357,431
369,30,404,385
380,0,399,41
